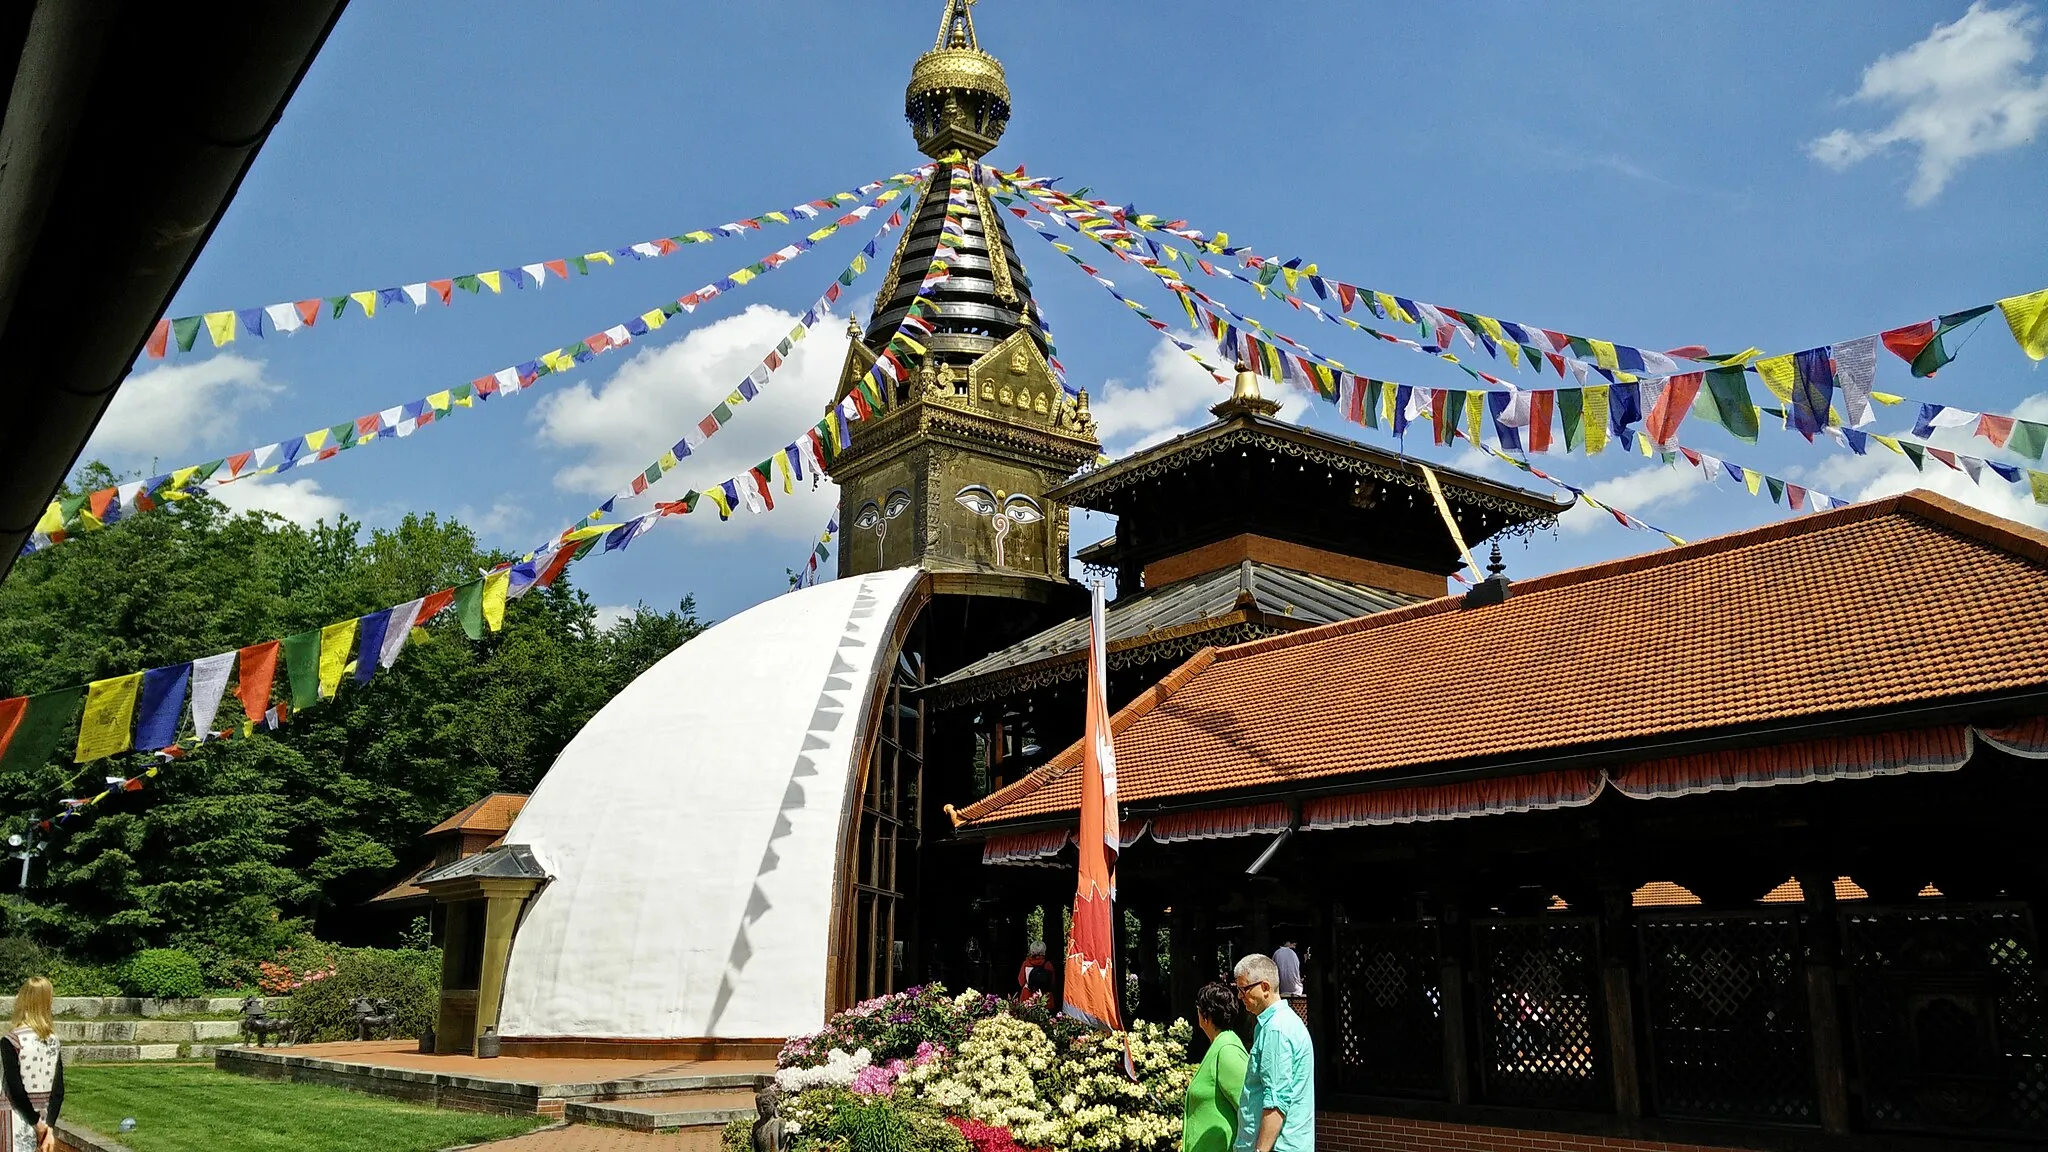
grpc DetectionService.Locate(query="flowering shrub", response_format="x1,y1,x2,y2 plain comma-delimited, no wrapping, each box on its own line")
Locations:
777,984,1194,1152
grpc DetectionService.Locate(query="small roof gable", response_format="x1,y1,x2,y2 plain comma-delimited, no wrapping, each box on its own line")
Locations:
417,843,548,886
427,792,528,837
957,491,2048,827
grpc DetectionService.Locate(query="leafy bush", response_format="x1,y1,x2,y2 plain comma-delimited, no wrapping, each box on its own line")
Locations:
782,1088,965,1152
779,984,1006,1070
0,936,49,992
283,947,439,1040
721,1116,752,1152
117,949,205,999
46,957,119,997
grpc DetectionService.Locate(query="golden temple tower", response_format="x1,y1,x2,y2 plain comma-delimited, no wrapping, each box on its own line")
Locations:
826,0,1100,603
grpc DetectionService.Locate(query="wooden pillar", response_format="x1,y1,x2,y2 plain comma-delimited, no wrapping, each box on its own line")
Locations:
434,900,478,1054
1438,898,1471,1105
1799,870,1853,1134
472,880,531,1049
1599,885,1642,1119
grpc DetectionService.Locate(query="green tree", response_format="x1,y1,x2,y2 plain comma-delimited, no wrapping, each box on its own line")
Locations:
0,470,707,979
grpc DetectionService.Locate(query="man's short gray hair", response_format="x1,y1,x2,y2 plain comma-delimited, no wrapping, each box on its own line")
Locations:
1234,953,1279,988
1027,941,1047,958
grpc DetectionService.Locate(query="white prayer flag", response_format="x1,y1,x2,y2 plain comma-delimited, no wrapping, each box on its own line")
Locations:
380,598,425,668
189,651,236,737
1833,335,1880,428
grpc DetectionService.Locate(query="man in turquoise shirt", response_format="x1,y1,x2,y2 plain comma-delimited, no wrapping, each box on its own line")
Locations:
1234,953,1315,1151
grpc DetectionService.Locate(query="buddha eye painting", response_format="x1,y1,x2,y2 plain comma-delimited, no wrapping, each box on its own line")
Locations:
954,484,1042,567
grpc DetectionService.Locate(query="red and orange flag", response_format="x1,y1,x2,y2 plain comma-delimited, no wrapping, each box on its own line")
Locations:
1064,581,1124,1035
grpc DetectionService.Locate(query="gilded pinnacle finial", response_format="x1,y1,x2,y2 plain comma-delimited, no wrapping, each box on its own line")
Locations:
1212,361,1281,418
907,0,1010,160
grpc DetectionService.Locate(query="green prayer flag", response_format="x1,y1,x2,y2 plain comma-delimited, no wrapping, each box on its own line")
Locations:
453,579,486,641
569,256,589,275
281,630,321,710
642,464,662,485
452,274,481,294
1363,380,1382,429
327,296,349,319
328,423,356,450
171,316,203,353
1441,390,1465,441
1566,335,1595,359
1559,389,1584,452
2031,471,2048,506
2009,420,2048,462
1901,442,1927,470
0,686,86,775
1699,367,1760,442
711,402,734,425
1766,476,1785,504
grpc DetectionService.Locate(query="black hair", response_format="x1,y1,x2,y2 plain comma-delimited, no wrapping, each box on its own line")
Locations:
1195,980,1240,1031
1026,964,1054,993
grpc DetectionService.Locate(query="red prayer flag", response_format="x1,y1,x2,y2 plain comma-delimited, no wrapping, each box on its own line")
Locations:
1787,484,1808,511
1927,447,1961,471
1336,283,1357,313
544,259,569,280
355,414,381,439
698,415,719,439
226,451,252,477
1882,320,1937,366
0,697,27,766
145,319,171,359
1064,583,1125,1035
417,587,457,625
294,300,321,327
1529,390,1556,453
1646,372,1704,447
1665,345,1711,360
428,279,454,306
236,641,279,724
1977,413,2015,448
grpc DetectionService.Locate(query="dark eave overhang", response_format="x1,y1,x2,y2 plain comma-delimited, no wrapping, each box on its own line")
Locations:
950,685,2048,840
0,0,349,580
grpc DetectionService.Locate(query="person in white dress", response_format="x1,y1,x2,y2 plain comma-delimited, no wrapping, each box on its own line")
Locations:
2,977,62,1152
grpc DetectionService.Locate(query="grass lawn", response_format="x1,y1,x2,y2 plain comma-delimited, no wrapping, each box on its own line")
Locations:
64,1063,545,1152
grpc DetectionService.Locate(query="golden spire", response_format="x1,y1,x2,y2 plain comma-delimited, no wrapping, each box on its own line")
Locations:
1212,361,1281,418
906,0,1010,159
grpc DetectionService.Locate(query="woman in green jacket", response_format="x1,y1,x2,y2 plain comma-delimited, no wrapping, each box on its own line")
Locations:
1183,981,1249,1152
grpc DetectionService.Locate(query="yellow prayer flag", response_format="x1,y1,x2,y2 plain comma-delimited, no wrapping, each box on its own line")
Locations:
305,429,330,453
1755,354,1798,404
584,252,615,266
350,291,378,318
1475,315,1508,346
1584,385,1610,455
76,673,143,762
1375,293,1412,324
1745,469,1764,495
658,452,679,472
203,312,238,347
640,310,666,331
427,391,452,413
731,268,757,285
704,487,733,518
35,502,63,535
478,271,502,294
1872,434,1904,454
807,227,834,243
1464,392,1487,441
1380,382,1398,427
1639,433,1654,458
2032,470,2048,505
481,570,510,633
317,619,357,700
775,452,794,494
765,211,790,224
1588,339,1619,370
1999,289,2048,359
1871,391,1904,406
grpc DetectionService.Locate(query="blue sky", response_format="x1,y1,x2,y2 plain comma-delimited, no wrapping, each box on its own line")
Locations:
86,0,2048,625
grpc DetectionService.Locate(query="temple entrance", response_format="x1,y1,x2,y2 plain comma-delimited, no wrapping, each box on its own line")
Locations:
848,621,928,1003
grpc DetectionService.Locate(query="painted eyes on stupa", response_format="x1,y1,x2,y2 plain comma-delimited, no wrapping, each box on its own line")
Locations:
954,484,998,517
854,501,883,530
883,490,912,520
1002,494,1043,525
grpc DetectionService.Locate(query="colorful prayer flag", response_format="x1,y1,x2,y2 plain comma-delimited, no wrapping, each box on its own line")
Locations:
75,673,144,762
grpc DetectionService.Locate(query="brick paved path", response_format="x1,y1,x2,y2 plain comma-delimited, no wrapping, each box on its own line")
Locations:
466,1123,724,1151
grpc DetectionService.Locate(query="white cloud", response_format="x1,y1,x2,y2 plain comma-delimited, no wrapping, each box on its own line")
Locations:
1809,1,2048,204
1801,446,2048,527
590,604,636,631
1087,334,1310,454
86,354,281,462
207,475,348,526
1559,461,1710,533
532,304,850,541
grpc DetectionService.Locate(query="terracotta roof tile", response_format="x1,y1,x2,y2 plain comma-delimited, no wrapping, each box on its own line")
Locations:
428,792,528,836
959,491,2048,827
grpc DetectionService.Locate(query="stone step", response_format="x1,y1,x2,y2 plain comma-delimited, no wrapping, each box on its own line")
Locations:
54,1019,245,1044
562,1089,757,1131
65,1043,184,1063
25,996,289,1019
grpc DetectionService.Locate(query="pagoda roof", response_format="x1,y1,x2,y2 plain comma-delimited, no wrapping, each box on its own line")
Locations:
953,491,2048,829
1048,407,1569,528
928,559,1421,707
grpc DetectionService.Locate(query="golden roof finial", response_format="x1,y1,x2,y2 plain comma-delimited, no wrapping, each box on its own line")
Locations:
1212,360,1281,418
934,0,979,50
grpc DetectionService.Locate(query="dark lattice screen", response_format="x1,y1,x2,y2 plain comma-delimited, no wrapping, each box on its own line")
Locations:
1471,918,1607,1109
1330,921,1445,1098
1638,911,1817,1124
1841,902,2048,1137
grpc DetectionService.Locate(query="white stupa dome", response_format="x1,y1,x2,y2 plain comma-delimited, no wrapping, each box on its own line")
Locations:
495,567,925,1040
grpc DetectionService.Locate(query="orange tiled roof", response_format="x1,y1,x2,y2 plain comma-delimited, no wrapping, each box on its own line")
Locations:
428,792,528,836
957,491,2048,827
